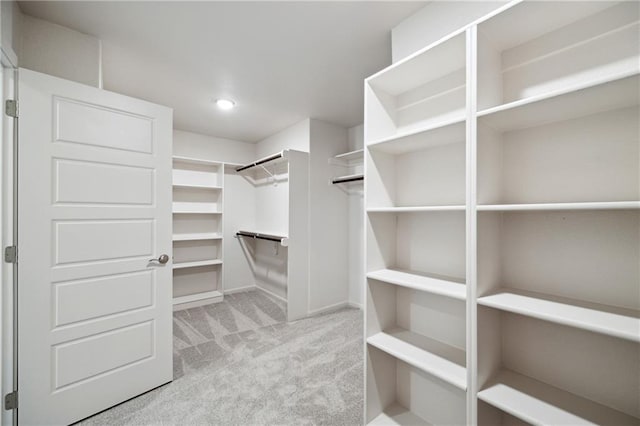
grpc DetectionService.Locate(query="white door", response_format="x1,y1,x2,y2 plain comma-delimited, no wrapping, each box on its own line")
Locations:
17,68,173,425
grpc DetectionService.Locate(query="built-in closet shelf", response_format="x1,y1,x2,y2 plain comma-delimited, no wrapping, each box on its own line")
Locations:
368,403,430,426
368,205,465,213
478,370,639,426
172,233,223,242
172,156,223,166
172,183,222,190
172,202,221,214
172,290,223,307
332,174,364,185
367,117,465,154
478,288,640,342
368,328,467,390
330,149,364,165
172,259,222,269
367,269,466,300
236,150,288,172
477,201,640,211
477,72,639,131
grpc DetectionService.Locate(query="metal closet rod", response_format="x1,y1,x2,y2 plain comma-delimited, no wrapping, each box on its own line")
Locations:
235,151,285,172
236,230,287,243
332,175,364,184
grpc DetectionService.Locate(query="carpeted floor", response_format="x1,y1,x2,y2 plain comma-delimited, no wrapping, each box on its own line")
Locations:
79,290,364,426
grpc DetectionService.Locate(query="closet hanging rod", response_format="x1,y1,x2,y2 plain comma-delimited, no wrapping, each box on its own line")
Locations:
235,150,288,172
332,174,364,184
236,230,289,246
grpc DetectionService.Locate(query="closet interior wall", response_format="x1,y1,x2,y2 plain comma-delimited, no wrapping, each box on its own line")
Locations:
365,1,640,425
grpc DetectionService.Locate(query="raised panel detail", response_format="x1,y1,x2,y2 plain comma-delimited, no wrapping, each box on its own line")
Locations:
54,97,153,153
54,321,154,389
54,159,153,205
54,271,154,326
54,220,153,264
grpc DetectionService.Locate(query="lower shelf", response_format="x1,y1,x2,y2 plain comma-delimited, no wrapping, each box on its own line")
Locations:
367,328,467,390
478,370,639,426
368,403,430,426
173,259,222,269
173,290,223,311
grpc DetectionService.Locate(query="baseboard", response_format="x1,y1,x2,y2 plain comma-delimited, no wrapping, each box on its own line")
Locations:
255,285,287,303
347,301,363,310
307,301,351,316
223,285,257,295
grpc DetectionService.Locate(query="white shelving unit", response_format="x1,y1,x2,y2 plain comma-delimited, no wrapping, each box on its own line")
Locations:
172,157,225,310
365,1,640,425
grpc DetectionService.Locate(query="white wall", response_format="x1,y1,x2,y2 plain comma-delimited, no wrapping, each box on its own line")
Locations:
173,129,254,165
18,14,102,88
256,118,310,157
308,120,349,313
391,1,508,63
347,124,364,308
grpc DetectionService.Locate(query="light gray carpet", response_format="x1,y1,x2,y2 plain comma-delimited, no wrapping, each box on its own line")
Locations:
79,290,364,426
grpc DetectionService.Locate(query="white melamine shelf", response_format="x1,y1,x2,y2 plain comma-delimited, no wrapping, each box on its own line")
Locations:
172,202,221,214
367,117,465,154
332,149,364,163
477,201,640,211
173,290,223,306
172,156,222,166
172,233,223,242
368,403,430,426
368,328,467,390
172,183,222,190
368,205,465,213
172,259,222,270
478,370,639,426
367,269,466,301
477,72,639,131
478,288,640,342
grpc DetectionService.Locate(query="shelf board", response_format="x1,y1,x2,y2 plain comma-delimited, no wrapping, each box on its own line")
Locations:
478,370,639,426
367,269,466,301
173,233,223,242
478,288,640,342
172,183,222,190
477,201,640,211
368,403,430,426
368,205,465,213
478,72,639,132
172,259,222,269
173,290,223,308
368,328,467,390
367,116,465,154
173,156,222,166
332,149,364,164
172,202,221,214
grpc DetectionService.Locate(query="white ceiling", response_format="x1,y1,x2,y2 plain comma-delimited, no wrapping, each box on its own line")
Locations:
18,1,426,142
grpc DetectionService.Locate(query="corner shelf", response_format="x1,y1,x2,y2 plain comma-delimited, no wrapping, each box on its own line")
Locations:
367,328,467,390
173,259,222,270
478,370,639,426
478,288,640,342
367,269,466,301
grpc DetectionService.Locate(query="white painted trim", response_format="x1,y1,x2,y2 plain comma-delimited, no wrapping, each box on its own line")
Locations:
223,285,257,295
256,285,288,304
307,300,351,316
347,302,363,310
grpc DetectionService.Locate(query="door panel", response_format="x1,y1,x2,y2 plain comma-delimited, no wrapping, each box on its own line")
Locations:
18,68,172,425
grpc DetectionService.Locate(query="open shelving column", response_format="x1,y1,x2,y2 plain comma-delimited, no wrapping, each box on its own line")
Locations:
365,1,640,425
172,156,224,310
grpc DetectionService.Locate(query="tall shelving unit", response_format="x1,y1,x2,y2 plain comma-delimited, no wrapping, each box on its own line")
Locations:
172,156,225,310
364,1,640,425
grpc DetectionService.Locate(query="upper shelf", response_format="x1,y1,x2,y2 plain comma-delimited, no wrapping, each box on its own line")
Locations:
235,150,288,172
330,149,364,166
477,201,640,212
368,117,465,154
173,156,223,167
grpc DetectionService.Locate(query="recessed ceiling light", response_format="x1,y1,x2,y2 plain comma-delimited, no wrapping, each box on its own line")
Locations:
215,99,235,110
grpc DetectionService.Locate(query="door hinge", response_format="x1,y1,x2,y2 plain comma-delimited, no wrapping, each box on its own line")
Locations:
5,99,17,118
4,246,17,263
4,391,17,410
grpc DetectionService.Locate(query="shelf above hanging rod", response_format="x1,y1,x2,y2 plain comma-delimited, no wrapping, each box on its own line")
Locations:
236,230,289,247
235,150,289,172
332,174,364,184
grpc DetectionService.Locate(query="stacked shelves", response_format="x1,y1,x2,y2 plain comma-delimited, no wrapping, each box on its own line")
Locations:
172,156,224,310
330,148,364,185
365,1,640,425
365,30,469,425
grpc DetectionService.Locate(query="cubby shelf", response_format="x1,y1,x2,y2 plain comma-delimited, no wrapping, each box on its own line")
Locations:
367,206,465,213
173,259,222,270
172,202,221,214
172,233,223,242
477,73,639,132
478,288,640,342
368,403,430,426
172,183,222,190
367,269,466,300
477,201,640,211
367,328,467,390
478,370,639,426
